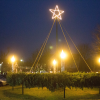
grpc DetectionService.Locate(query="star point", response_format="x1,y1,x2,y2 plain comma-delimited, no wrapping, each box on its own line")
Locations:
49,5,64,20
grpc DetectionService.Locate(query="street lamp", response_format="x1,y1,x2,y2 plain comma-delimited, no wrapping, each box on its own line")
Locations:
53,59,56,73
0,64,1,74
99,58,100,63
98,58,100,72
11,56,15,72
0,62,3,74
20,59,23,62
60,50,66,72
60,50,66,59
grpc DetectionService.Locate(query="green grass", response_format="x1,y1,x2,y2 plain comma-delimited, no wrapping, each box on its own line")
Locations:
0,85,100,100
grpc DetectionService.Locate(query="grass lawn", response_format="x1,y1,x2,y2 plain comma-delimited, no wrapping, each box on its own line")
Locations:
0,85,100,100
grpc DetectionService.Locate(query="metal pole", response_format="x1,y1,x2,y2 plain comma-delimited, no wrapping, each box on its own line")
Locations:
56,18,58,51
61,59,62,72
12,62,14,72
53,65,55,73
64,87,65,98
54,64,56,73
61,59,65,72
0,64,1,74
56,18,58,72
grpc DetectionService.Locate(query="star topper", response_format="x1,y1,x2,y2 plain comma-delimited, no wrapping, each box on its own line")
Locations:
49,5,64,20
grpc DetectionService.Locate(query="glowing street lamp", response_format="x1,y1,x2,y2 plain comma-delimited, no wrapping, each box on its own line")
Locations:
53,59,56,73
98,58,100,69
11,56,15,72
53,59,56,65
11,56,15,62
20,59,23,62
60,50,66,72
0,62,3,73
0,64,1,72
0,64,1,74
99,58,100,63
60,50,66,59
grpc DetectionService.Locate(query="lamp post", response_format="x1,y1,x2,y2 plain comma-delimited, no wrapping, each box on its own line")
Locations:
0,62,3,74
99,58,100,63
60,50,66,72
98,58,100,71
0,64,1,74
11,56,15,72
53,59,56,73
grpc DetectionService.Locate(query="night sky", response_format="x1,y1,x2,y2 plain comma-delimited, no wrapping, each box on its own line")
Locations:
0,0,100,60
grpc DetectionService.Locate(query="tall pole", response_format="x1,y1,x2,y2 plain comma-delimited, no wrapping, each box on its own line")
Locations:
0,64,1,74
56,18,58,51
11,56,15,72
56,18,58,72
12,62,14,72
49,5,64,72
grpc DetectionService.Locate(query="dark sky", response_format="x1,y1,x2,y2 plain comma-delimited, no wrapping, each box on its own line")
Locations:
0,0,100,60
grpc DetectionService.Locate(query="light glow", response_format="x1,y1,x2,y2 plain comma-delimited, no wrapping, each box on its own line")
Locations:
53,59,56,65
49,46,53,49
49,5,64,20
11,56,15,62
99,58,100,63
20,59,23,62
60,50,66,59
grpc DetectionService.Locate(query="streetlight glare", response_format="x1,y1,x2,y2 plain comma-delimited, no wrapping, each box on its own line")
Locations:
20,59,23,62
53,59,56,65
99,58,100,63
11,56,15,62
60,50,66,59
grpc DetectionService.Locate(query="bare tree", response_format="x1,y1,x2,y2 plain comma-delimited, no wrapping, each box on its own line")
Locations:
77,44,91,60
76,44,91,72
91,26,100,71
92,26,100,55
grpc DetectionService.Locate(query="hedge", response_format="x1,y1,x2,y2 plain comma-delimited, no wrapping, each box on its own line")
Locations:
7,72,100,91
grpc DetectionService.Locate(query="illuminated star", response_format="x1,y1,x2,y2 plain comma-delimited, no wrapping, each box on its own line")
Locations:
49,5,64,20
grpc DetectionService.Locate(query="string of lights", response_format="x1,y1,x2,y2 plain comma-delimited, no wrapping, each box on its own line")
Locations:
30,19,55,72
58,20,79,72
30,5,92,73
49,5,64,20
60,22,92,72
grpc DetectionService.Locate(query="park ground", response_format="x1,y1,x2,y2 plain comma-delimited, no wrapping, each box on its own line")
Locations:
0,85,100,100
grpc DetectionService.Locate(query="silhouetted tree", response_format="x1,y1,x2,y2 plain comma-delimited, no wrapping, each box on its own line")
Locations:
0,48,11,72
92,26,100,55
91,26,100,71
77,44,91,72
